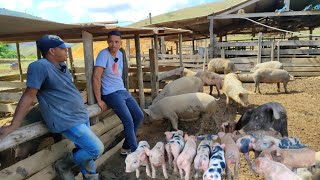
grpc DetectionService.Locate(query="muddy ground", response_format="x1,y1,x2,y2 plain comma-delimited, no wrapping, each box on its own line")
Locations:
100,77,320,180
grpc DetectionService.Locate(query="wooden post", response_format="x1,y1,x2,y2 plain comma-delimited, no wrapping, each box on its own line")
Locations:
192,39,195,54
160,36,165,54
271,40,275,61
149,49,158,100
134,34,145,108
126,39,130,62
257,32,262,64
15,43,23,82
179,33,183,68
175,41,179,55
277,41,280,61
221,48,225,59
203,39,208,71
209,16,214,58
82,31,98,124
67,48,76,81
36,48,41,59
284,0,290,11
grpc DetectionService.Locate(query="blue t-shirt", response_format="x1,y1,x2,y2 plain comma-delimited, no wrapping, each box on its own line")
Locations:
26,59,89,133
95,48,126,95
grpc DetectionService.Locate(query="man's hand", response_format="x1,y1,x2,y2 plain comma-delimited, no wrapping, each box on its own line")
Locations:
0,125,15,140
97,100,107,112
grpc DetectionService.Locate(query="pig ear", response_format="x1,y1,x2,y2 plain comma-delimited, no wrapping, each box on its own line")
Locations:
210,135,218,140
255,159,262,168
164,131,172,140
144,148,151,156
177,130,184,136
143,109,151,116
184,134,189,141
218,132,225,138
268,104,281,119
220,143,226,149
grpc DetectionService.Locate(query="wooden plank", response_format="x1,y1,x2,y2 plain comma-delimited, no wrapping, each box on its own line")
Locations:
284,66,320,72
257,32,262,64
0,74,26,81
82,31,94,106
149,48,159,100
289,72,320,76
0,103,17,112
214,11,320,19
0,81,26,88
134,34,145,108
215,40,320,48
0,104,102,152
0,115,121,180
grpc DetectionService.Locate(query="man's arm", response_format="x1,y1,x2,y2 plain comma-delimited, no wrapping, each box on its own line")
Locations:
92,66,107,111
0,87,38,139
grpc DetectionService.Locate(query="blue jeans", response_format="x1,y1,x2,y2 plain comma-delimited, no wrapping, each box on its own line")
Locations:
62,121,104,175
102,90,144,152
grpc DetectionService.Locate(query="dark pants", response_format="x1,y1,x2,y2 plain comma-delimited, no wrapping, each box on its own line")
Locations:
102,90,144,151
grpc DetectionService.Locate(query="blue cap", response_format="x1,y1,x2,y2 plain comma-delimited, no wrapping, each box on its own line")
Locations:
36,35,72,51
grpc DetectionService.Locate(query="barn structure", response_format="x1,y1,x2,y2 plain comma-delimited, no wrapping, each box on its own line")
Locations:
132,0,320,76
0,12,191,179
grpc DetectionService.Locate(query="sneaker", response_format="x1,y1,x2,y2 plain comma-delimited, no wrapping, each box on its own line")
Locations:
120,148,131,156
83,173,100,180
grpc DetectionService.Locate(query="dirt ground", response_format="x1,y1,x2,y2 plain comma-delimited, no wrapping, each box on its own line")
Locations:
100,77,320,180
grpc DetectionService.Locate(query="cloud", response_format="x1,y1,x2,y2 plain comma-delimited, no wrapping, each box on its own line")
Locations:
37,1,64,10
0,0,33,13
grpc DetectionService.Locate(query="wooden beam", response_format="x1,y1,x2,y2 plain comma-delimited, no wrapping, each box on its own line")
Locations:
0,81,26,88
0,115,121,180
0,104,102,152
0,103,17,113
257,32,262,64
16,43,23,82
134,34,145,108
219,0,260,15
209,16,214,58
149,42,159,100
214,11,320,19
67,48,76,81
179,33,183,68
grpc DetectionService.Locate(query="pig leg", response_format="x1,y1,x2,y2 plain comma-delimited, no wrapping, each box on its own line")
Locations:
184,165,191,180
165,144,173,169
277,82,281,92
151,163,156,178
283,82,288,93
135,169,140,178
168,115,179,130
234,162,239,180
244,152,252,167
216,86,221,98
210,85,213,95
226,161,232,180
146,163,151,177
162,163,169,179
179,167,184,179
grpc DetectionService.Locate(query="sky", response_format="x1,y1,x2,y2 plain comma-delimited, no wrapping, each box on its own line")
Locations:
0,0,220,26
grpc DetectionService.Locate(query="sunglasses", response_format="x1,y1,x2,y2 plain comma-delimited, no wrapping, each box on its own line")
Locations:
114,58,118,63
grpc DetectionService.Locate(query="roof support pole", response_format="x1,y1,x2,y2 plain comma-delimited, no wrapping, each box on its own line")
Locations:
134,34,145,108
209,16,214,58
271,40,275,61
36,48,41,59
82,31,98,124
175,41,179,55
15,43,23,82
160,36,165,54
178,33,183,69
192,39,195,54
257,32,262,64
150,34,159,100
67,48,76,81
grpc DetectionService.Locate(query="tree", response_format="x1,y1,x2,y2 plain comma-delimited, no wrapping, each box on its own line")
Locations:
0,43,18,58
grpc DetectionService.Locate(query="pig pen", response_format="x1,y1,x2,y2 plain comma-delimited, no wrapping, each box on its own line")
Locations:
99,77,320,180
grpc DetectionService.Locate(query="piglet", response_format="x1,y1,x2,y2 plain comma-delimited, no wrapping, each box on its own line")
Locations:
145,142,168,179
203,143,226,180
193,139,213,179
218,132,240,180
236,135,256,166
251,157,301,180
253,135,306,152
125,141,151,178
165,130,185,173
259,145,316,170
177,134,197,180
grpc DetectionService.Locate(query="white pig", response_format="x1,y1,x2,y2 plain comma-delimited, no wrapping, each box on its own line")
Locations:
165,130,185,173
125,141,151,178
177,134,197,180
251,157,301,180
252,68,294,93
193,139,213,178
207,58,237,74
250,61,283,72
145,93,218,133
222,73,250,107
145,142,168,179
152,76,204,104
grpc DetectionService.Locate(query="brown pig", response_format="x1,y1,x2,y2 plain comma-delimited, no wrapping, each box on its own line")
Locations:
145,142,168,179
218,132,240,180
177,134,197,180
251,157,301,180
193,139,213,178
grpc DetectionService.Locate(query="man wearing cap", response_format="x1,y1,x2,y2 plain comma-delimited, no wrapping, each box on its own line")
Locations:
0,35,103,180
93,30,144,155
